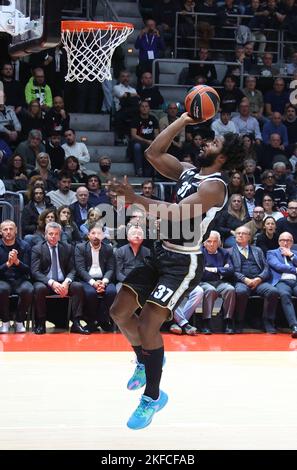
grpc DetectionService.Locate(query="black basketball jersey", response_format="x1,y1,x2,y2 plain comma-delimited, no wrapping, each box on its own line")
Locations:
162,168,228,252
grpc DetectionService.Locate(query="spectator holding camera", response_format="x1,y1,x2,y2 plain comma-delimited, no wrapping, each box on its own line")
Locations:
135,18,165,77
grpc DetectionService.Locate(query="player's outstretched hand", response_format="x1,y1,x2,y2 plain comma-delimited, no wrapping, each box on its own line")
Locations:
109,176,136,204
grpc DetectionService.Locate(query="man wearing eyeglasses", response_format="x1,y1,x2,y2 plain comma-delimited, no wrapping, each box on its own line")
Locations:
277,200,297,243
267,232,297,338
255,169,287,211
231,225,278,333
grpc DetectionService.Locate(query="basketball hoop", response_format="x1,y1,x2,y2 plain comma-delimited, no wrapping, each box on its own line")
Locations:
61,21,134,83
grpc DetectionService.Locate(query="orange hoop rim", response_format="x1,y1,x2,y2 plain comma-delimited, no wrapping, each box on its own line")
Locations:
61,21,134,33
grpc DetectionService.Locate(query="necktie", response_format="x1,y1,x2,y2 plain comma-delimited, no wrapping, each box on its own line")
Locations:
52,246,59,281
242,247,248,259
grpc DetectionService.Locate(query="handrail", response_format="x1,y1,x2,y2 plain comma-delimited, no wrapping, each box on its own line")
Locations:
152,58,244,89
175,11,282,62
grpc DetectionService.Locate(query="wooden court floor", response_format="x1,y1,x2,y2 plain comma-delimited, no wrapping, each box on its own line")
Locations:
0,332,297,450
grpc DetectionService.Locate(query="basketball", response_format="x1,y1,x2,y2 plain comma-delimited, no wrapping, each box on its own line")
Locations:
184,85,220,121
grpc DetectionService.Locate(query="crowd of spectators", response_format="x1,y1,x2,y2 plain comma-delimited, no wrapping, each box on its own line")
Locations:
2,1,297,336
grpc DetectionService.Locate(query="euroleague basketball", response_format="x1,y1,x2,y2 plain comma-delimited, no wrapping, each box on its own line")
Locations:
184,85,220,121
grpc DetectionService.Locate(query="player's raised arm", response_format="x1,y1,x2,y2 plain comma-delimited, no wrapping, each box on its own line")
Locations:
145,113,198,181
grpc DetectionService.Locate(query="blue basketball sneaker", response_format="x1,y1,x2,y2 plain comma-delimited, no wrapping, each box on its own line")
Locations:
127,390,168,430
127,361,146,391
127,357,166,391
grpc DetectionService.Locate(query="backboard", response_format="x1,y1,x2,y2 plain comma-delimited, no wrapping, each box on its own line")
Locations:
7,0,62,57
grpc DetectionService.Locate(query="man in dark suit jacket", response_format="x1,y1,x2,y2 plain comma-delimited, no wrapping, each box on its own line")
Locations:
75,223,116,332
0,220,33,333
267,232,297,338
231,225,278,333
69,186,92,230
31,222,87,335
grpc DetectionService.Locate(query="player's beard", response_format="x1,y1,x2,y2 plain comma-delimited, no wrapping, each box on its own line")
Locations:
196,150,218,168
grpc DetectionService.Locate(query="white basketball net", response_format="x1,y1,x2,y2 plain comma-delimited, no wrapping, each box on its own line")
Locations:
61,24,134,83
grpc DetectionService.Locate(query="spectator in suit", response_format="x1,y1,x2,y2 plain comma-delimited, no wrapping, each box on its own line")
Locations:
267,232,297,338
70,186,92,228
231,225,278,333
31,222,87,335
243,183,256,217
75,224,116,332
200,231,235,334
0,220,33,334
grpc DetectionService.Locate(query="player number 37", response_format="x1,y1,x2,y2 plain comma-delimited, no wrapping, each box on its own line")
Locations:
153,285,174,302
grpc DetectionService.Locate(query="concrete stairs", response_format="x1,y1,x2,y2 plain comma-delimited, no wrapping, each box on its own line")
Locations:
70,112,135,177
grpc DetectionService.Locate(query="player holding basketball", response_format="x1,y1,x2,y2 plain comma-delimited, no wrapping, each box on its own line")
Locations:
110,112,245,430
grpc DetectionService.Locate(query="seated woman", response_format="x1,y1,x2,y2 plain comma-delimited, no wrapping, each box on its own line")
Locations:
4,154,28,190
262,193,283,221
57,205,81,244
227,170,245,196
21,185,53,236
24,208,58,246
20,100,45,140
215,193,250,247
61,156,87,184
256,216,279,255
29,152,57,191
80,207,111,244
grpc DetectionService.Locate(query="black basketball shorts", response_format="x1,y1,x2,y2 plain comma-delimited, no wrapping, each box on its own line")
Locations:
122,241,204,317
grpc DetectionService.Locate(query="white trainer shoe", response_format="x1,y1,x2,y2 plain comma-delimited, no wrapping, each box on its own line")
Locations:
0,322,10,333
15,322,26,333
